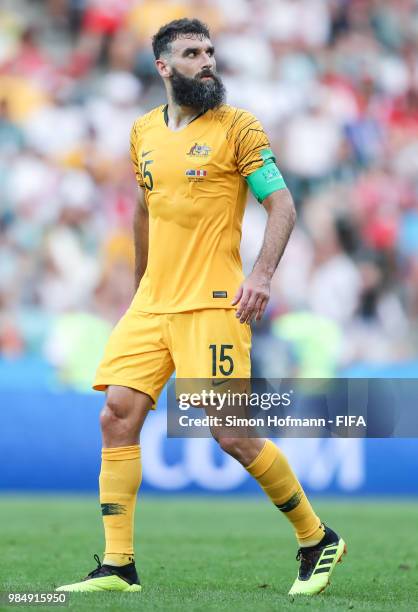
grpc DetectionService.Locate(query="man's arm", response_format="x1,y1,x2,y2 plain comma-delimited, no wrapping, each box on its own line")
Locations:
232,188,296,323
133,186,149,291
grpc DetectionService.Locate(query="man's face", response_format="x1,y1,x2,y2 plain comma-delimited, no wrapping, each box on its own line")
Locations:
169,35,217,79
157,35,226,112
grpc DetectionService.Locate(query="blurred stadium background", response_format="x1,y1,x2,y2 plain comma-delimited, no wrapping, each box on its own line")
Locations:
1,0,418,500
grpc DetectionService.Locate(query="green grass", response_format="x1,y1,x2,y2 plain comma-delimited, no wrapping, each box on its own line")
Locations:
0,496,417,611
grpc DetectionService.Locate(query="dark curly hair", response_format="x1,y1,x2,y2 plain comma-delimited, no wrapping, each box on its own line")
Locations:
152,18,211,59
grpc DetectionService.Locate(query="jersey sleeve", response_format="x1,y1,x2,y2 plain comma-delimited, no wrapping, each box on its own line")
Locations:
223,108,271,177
130,119,145,188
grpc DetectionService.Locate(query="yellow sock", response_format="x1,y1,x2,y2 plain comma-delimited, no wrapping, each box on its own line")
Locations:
99,445,141,566
246,440,325,546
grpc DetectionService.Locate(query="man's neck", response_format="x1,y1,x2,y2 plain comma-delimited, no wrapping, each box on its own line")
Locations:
165,99,202,131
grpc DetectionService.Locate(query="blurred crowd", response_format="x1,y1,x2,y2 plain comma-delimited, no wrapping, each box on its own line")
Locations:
1,0,418,389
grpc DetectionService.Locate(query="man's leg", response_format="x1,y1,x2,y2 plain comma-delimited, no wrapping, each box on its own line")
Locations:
216,437,324,545
100,385,152,566
57,385,153,592
171,308,345,594
215,436,346,595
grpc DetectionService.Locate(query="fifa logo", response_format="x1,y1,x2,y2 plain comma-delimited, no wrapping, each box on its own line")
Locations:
263,166,280,183
187,143,212,158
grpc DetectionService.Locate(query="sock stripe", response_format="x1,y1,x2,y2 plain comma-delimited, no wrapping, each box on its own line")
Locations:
275,491,302,513
101,503,127,516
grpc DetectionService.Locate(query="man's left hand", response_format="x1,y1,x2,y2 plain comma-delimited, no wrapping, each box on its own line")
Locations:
231,272,270,324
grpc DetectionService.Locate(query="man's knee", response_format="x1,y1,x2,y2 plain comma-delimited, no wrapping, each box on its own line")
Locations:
100,388,137,434
101,403,125,436
217,437,243,458
217,436,264,466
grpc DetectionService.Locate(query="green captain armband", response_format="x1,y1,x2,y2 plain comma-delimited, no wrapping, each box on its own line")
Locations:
246,148,287,203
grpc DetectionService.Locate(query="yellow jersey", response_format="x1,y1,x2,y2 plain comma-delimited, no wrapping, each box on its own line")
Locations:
129,104,270,313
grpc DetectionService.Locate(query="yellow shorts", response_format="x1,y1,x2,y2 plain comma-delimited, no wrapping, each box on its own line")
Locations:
93,308,251,404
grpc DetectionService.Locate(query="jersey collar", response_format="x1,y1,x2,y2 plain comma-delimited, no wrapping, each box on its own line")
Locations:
163,104,206,130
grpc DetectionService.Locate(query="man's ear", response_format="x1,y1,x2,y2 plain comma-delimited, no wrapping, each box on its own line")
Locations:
155,58,172,78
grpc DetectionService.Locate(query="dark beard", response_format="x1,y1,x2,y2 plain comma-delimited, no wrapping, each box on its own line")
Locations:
170,67,226,113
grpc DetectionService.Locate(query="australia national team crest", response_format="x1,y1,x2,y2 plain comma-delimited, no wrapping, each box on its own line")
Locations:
185,168,207,182
187,142,212,158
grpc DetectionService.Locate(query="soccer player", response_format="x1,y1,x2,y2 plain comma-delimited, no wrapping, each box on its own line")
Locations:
56,18,346,596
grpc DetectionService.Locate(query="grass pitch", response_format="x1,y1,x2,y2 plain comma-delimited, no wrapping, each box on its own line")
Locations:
0,496,417,611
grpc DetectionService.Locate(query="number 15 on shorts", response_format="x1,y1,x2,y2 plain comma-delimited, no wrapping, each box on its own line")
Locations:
209,344,234,376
